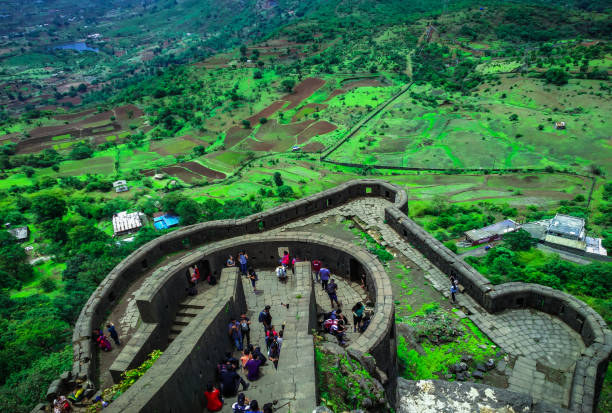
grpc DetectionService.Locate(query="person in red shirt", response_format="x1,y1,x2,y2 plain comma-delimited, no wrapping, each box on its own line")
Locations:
281,251,290,268
204,383,223,411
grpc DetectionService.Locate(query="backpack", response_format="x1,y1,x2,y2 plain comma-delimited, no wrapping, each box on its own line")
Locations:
258,311,266,323
240,320,249,332
326,283,336,294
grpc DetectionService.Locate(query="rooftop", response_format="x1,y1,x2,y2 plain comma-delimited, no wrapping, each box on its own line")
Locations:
112,211,143,236
465,219,520,241
544,234,586,250
546,214,585,238
153,214,180,230
7,225,29,240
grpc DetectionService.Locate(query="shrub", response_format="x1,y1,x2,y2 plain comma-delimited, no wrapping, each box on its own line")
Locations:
444,241,458,253
543,67,569,85
40,278,56,293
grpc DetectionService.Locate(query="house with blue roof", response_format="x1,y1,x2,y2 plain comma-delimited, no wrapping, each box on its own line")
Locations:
153,212,180,230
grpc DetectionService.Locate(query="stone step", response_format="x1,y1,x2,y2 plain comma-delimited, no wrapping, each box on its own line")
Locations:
179,303,205,310
170,327,183,335
174,316,193,326
168,333,178,343
176,311,197,317
183,295,209,307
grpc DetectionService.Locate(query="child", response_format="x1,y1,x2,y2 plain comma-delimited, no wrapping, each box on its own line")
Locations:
248,268,258,293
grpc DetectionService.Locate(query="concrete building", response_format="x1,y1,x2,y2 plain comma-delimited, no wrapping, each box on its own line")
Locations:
7,225,29,242
112,211,143,237
113,180,129,193
464,219,520,245
544,214,586,250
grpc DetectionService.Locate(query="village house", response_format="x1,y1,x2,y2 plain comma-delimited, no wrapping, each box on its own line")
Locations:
6,225,30,243
464,219,520,245
112,211,144,237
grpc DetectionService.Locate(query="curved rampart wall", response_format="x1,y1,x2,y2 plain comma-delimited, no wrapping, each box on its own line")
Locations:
385,206,612,412
47,179,610,413
107,267,247,413
68,180,404,385
109,232,396,409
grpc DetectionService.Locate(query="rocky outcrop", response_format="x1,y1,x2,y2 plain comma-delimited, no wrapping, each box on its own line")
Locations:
397,378,569,413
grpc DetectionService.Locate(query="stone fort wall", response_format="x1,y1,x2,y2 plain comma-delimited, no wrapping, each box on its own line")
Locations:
106,267,248,413
45,179,610,413
66,180,404,388
109,233,396,388
107,233,392,412
385,207,612,412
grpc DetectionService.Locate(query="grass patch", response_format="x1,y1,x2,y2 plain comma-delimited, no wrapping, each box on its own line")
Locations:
397,305,501,380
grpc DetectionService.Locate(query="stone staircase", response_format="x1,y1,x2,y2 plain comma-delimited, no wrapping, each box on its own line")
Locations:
168,284,214,343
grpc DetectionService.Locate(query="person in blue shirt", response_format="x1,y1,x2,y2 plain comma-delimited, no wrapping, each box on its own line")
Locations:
229,318,243,351
319,267,331,291
238,251,248,275
451,283,458,303
106,322,120,345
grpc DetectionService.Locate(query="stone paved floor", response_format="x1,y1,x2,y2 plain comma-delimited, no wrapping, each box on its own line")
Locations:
312,272,368,342
474,309,584,407
216,267,366,412
274,198,586,409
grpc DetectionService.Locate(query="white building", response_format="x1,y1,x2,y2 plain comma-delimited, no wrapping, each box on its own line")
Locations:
112,211,143,237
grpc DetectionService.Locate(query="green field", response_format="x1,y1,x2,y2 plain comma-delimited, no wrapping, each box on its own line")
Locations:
329,77,611,173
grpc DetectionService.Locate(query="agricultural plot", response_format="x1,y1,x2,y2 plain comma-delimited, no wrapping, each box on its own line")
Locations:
14,104,144,154
141,160,226,183
329,76,612,174
212,76,392,158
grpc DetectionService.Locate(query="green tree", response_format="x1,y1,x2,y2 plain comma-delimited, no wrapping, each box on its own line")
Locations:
503,229,535,251
193,145,206,156
277,185,294,198
0,232,33,288
40,278,56,293
543,67,569,85
281,79,295,92
31,195,66,222
176,199,202,225
69,143,93,160
444,241,458,253
273,172,284,187
161,193,187,213
22,166,35,178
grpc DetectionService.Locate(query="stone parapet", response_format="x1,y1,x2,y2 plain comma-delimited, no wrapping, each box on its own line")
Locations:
106,267,245,412
384,205,612,411
49,179,610,413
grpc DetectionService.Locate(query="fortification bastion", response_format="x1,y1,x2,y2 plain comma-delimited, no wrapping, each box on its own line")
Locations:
38,179,611,413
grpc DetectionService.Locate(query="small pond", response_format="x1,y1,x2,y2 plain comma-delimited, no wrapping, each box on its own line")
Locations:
54,42,99,53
